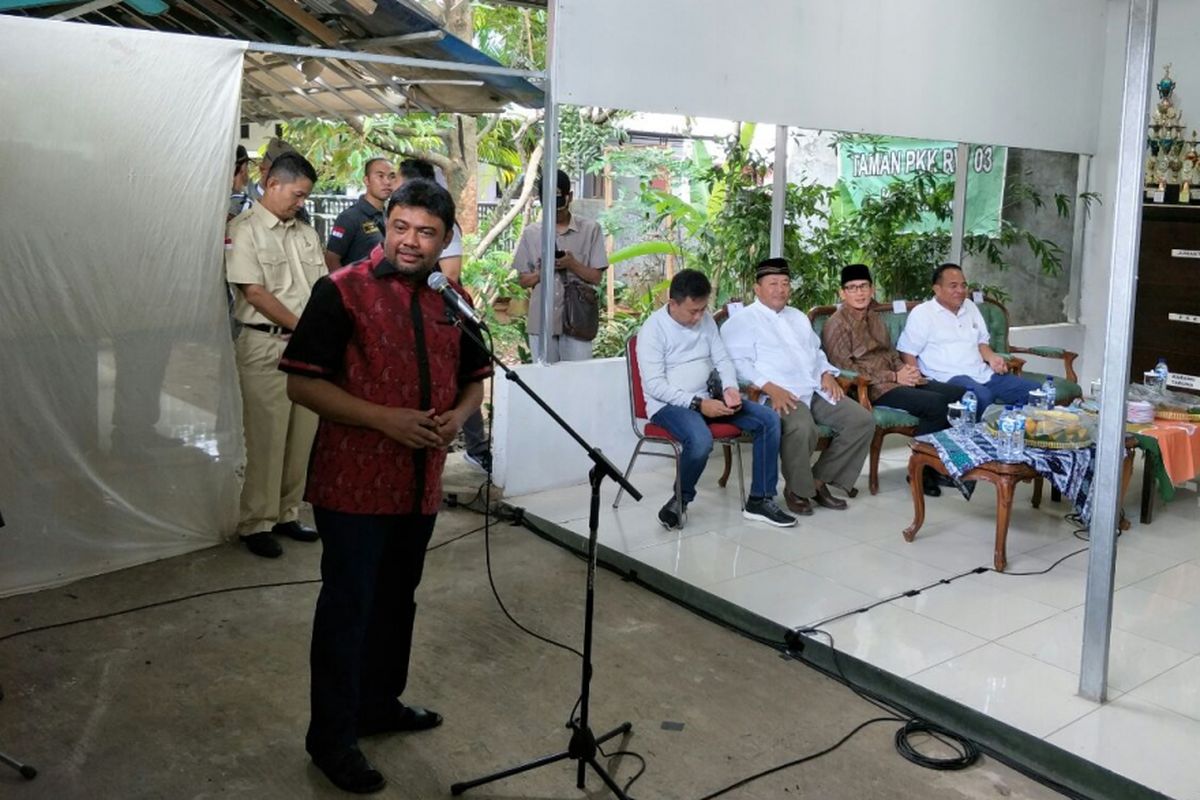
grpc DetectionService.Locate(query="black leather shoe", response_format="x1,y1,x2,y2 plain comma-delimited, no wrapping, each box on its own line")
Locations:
312,747,386,794
273,521,319,542
812,484,848,510
358,704,443,737
239,532,282,558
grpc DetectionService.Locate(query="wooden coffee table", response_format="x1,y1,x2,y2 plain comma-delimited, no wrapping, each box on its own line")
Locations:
903,439,1135,572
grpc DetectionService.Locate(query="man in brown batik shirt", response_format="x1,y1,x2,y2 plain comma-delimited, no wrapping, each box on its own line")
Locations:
821,264,964,495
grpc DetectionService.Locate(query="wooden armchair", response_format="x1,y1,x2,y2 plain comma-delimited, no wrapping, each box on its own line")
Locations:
974,297,1081,402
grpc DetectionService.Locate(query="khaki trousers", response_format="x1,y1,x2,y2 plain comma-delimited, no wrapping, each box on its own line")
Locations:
779,395,874,498
235,329,318,535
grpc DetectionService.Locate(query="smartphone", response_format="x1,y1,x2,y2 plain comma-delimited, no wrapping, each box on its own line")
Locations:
554,248,565,258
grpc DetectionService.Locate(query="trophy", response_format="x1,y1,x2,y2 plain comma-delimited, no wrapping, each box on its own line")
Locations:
1145,64,1195,200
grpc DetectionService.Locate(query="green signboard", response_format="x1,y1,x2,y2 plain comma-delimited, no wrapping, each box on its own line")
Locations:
837,138,1008,237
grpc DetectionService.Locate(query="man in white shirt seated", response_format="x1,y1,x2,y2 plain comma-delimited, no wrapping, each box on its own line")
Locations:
896,263,1038,419
721,258,874,516
637,269,796,530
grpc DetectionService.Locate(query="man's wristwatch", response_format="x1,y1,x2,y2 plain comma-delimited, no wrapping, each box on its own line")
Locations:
689,395,704,412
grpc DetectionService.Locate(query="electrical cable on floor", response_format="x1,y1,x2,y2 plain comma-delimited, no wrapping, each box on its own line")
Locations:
680,626,984,799
0,578,322,644
425,522,488,552
514,496,1098,799
999,511,1124,573
799,564,989,631
474,330,584,663
0,522,493,645
695,716,903,800
784,626,1089,800
597,740,648,795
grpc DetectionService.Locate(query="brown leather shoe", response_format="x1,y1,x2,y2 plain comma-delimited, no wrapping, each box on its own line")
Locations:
812,484,848,511
785,490,814,516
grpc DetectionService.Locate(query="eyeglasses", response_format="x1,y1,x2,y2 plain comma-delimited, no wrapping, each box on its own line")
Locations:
843,282,873,292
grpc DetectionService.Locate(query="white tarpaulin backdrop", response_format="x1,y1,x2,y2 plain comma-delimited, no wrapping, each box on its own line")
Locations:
0,17,247,596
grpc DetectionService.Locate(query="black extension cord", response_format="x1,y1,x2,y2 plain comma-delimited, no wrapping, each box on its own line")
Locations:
513,503,1104,800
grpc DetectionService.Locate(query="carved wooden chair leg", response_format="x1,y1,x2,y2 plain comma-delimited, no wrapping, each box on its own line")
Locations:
869,429,885,495
718,443,733,488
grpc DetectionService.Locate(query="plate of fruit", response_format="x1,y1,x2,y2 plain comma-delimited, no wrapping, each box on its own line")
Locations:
984,407,1095,450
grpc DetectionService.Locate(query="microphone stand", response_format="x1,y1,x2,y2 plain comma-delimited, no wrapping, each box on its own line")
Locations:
446,315,643,799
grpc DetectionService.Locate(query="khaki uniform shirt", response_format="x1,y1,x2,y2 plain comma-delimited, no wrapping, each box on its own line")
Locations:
225,203,325,325
821,305,903,402
511,215,608,336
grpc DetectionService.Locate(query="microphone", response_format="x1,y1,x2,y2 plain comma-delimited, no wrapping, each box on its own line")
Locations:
427,271,488,330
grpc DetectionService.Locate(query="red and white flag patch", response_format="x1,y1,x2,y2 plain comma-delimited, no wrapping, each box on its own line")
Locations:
224,237,233,251
330,226,346,239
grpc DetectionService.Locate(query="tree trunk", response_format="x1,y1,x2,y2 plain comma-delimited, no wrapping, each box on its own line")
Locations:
444,2,480,233
474,141,543,258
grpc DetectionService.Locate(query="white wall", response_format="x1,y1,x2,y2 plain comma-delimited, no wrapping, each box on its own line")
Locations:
1010,323,1089,381
492,358,644,496
557,0,1109,155
1077,0,1200,392
1150,0,1200,117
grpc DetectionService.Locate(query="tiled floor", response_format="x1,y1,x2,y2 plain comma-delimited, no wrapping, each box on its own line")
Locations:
509,441,1200,799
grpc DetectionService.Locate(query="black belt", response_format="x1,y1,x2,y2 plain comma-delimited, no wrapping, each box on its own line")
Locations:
244,323,292,335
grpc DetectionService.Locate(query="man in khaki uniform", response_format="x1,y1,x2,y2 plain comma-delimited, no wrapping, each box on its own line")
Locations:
226,152,325,558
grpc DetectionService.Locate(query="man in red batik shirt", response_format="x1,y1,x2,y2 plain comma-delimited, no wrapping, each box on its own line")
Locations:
281,179,490,794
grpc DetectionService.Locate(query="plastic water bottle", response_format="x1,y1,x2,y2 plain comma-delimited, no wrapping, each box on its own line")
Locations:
1010,406,1027,459
962,390,978,426
1041,376,1056,409
1155,357,1170,391
996,407,1016,460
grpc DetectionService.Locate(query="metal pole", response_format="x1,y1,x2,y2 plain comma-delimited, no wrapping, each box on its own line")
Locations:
1079,0,1157,703
1066,155,1093,322
770,124,787,258
948,142,970,263
244,41,543,79
538,0,560,365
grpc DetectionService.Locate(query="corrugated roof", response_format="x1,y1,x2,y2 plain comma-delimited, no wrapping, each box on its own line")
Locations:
3,0,544,119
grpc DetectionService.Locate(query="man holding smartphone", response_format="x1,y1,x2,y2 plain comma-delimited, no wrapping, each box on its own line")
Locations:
637,270,795,530
512,169,607,362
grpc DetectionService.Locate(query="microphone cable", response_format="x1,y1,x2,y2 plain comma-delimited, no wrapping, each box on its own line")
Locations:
473,325,584,661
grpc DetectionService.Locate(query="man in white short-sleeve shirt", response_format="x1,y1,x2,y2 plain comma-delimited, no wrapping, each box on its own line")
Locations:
896,263,1037,419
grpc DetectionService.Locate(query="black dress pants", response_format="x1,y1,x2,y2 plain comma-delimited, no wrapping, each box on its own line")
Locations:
305,507,436,760
874,381,966,435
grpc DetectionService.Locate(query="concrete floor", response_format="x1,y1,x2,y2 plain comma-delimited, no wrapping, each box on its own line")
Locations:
0,491,1066,799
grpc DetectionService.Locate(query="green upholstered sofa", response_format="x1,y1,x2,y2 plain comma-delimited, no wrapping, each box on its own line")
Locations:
809,298,1082,494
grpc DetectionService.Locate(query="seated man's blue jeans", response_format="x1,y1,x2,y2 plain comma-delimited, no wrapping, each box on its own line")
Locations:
948,373,1040,419
650,400,780,504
